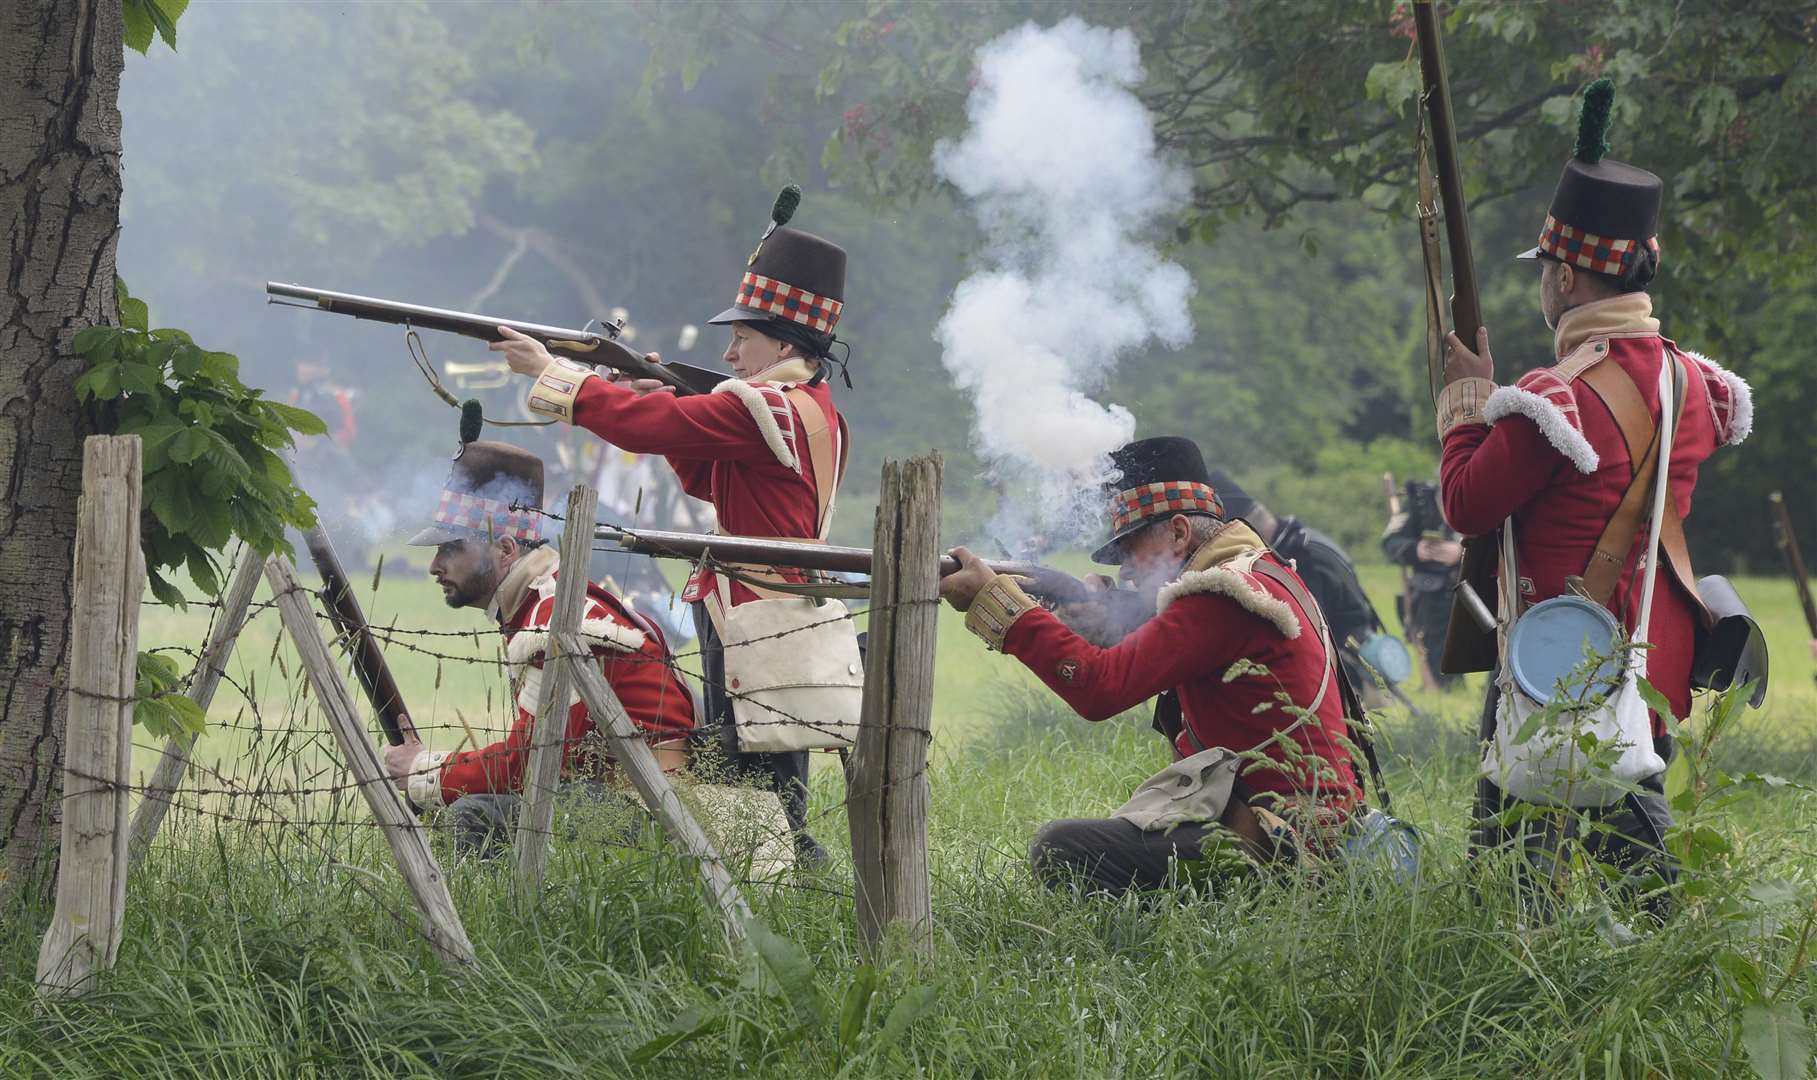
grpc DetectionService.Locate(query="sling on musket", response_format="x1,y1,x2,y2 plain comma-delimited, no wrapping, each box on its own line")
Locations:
1413,0,1500,672
594,525,1095,605
266,282,727,397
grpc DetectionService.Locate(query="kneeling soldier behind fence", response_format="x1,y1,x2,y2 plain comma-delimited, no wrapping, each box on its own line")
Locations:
382,433,695,855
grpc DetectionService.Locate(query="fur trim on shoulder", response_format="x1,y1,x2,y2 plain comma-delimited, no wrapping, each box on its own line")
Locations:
1156,565,1301,639
1681,349,1752,446
506,614,647,668
1483,385,1601,474
712,379,799,471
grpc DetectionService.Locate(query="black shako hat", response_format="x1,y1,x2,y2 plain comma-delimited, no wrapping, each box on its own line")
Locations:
709,184,847,338
407,402,545,547
1204,469,1257,522
1516,79,1662,277
1092,436,1225,565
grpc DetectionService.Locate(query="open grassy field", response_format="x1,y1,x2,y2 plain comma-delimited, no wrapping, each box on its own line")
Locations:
5,547,1815,1077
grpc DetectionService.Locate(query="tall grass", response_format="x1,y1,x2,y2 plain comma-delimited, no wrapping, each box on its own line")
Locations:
6,684,1814,1078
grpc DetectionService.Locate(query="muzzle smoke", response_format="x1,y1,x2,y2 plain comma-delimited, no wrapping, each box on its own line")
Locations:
935,18,1193,546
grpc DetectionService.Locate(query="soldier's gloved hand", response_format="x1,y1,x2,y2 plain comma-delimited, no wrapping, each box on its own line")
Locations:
1442,326,1494,383
604,351,672,395
939,546,998,612
491,325,557,379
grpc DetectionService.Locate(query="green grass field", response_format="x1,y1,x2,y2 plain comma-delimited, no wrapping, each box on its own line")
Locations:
5,549,1815,1077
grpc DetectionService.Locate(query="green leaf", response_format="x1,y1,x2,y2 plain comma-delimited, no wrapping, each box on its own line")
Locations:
878,985,939,1049
145,0,180,49
80,362,124,401
627,1007,722,1066
1634,676,1677,725
146,569,187,609
1740,1001,1812,1080
265,401,329,437
74,325,123,363
838,964,878,1058
119,296,149,333
117,360,162,396
122,0,156,53
171,343,203,379
200,350,241,383
186,547,222,596
168,427,211,464
747,920,823,1028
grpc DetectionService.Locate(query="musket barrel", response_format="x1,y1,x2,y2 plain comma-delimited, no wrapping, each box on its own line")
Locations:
593,526,1087,601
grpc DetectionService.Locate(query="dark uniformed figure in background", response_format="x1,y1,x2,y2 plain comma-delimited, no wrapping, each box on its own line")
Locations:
1381,479,1462,689
1209,470,1400,706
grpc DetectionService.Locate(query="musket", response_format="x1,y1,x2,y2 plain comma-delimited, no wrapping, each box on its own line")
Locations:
1770,492,1817,640
1413,1,1499,673
300,523,414,749
266,283,727,397
594,525,1095,605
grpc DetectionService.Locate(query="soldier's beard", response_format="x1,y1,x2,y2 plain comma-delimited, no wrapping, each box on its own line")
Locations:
441,554,499,609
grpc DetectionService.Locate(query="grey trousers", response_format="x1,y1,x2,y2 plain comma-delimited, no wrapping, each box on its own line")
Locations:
1028,818,1225,895
445,783,642,858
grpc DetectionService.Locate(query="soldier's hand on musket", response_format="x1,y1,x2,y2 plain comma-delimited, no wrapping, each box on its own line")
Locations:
1441,326,1494,383
1417,537,1463,565
491,325,557,378
382,728,425,793
939,546,998,612
603,351,672,395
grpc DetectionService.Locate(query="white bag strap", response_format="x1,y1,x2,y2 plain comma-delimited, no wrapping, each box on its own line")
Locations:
1631,347,1682,663
782,387,842,541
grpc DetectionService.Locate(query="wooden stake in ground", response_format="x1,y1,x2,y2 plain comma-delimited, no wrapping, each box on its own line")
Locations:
127,542,263,870
514,483,598,891
562,635,752,947
36,435,145,995
847,453,941,954
263,556,474,967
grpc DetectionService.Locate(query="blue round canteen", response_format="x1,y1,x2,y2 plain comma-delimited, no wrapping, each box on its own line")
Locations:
1357,632,1413,686
1507,595,1624,704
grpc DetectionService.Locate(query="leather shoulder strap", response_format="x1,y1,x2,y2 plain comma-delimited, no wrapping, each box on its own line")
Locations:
782,387,840,541
1249,559,1387,807
1577,354,1703,612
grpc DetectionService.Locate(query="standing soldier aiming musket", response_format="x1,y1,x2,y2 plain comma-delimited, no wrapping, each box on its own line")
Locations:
491,185,855,868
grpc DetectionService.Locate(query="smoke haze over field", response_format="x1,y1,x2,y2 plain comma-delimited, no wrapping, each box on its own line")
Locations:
934,19,1194,545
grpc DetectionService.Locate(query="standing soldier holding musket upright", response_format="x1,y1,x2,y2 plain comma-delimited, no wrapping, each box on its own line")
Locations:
1436,81,1752,907
491,187,852,867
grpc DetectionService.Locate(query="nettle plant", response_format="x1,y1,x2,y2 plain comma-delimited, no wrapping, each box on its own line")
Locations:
74,278,324,737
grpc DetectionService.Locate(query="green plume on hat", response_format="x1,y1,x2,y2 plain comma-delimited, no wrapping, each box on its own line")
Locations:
1574,78,1614,164
459,399,483,445
771,184,801,228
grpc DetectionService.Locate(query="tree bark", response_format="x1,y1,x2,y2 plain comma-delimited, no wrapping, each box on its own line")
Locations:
0,0,125,898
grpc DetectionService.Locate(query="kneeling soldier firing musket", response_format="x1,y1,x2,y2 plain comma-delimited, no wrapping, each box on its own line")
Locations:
382,410,695,856
940,437,1391,895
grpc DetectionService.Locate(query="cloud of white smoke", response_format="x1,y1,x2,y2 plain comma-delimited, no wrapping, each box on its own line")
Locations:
934,18,1193,547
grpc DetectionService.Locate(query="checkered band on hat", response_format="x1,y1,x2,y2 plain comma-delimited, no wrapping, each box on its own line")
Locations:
1536,213,1661,276
433,490,541,541
1109,481,1223,534
734,271,842,333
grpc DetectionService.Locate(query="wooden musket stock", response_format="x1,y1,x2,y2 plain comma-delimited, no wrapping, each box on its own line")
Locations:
300,525,414,748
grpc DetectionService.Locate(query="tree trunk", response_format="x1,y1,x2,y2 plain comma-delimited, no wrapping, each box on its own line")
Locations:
0,0,124,898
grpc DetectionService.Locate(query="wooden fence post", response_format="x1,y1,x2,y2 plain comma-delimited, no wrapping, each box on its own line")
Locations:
263,556,474,968
847,453,941,954
36,435,145,995
562,634,753,948
514,483,598,892
127,541,263,870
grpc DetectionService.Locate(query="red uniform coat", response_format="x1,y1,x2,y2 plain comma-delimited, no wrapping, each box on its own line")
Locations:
556,360,844,606
411,552,695,806
999,534,1362,813
1437,293,1752,725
